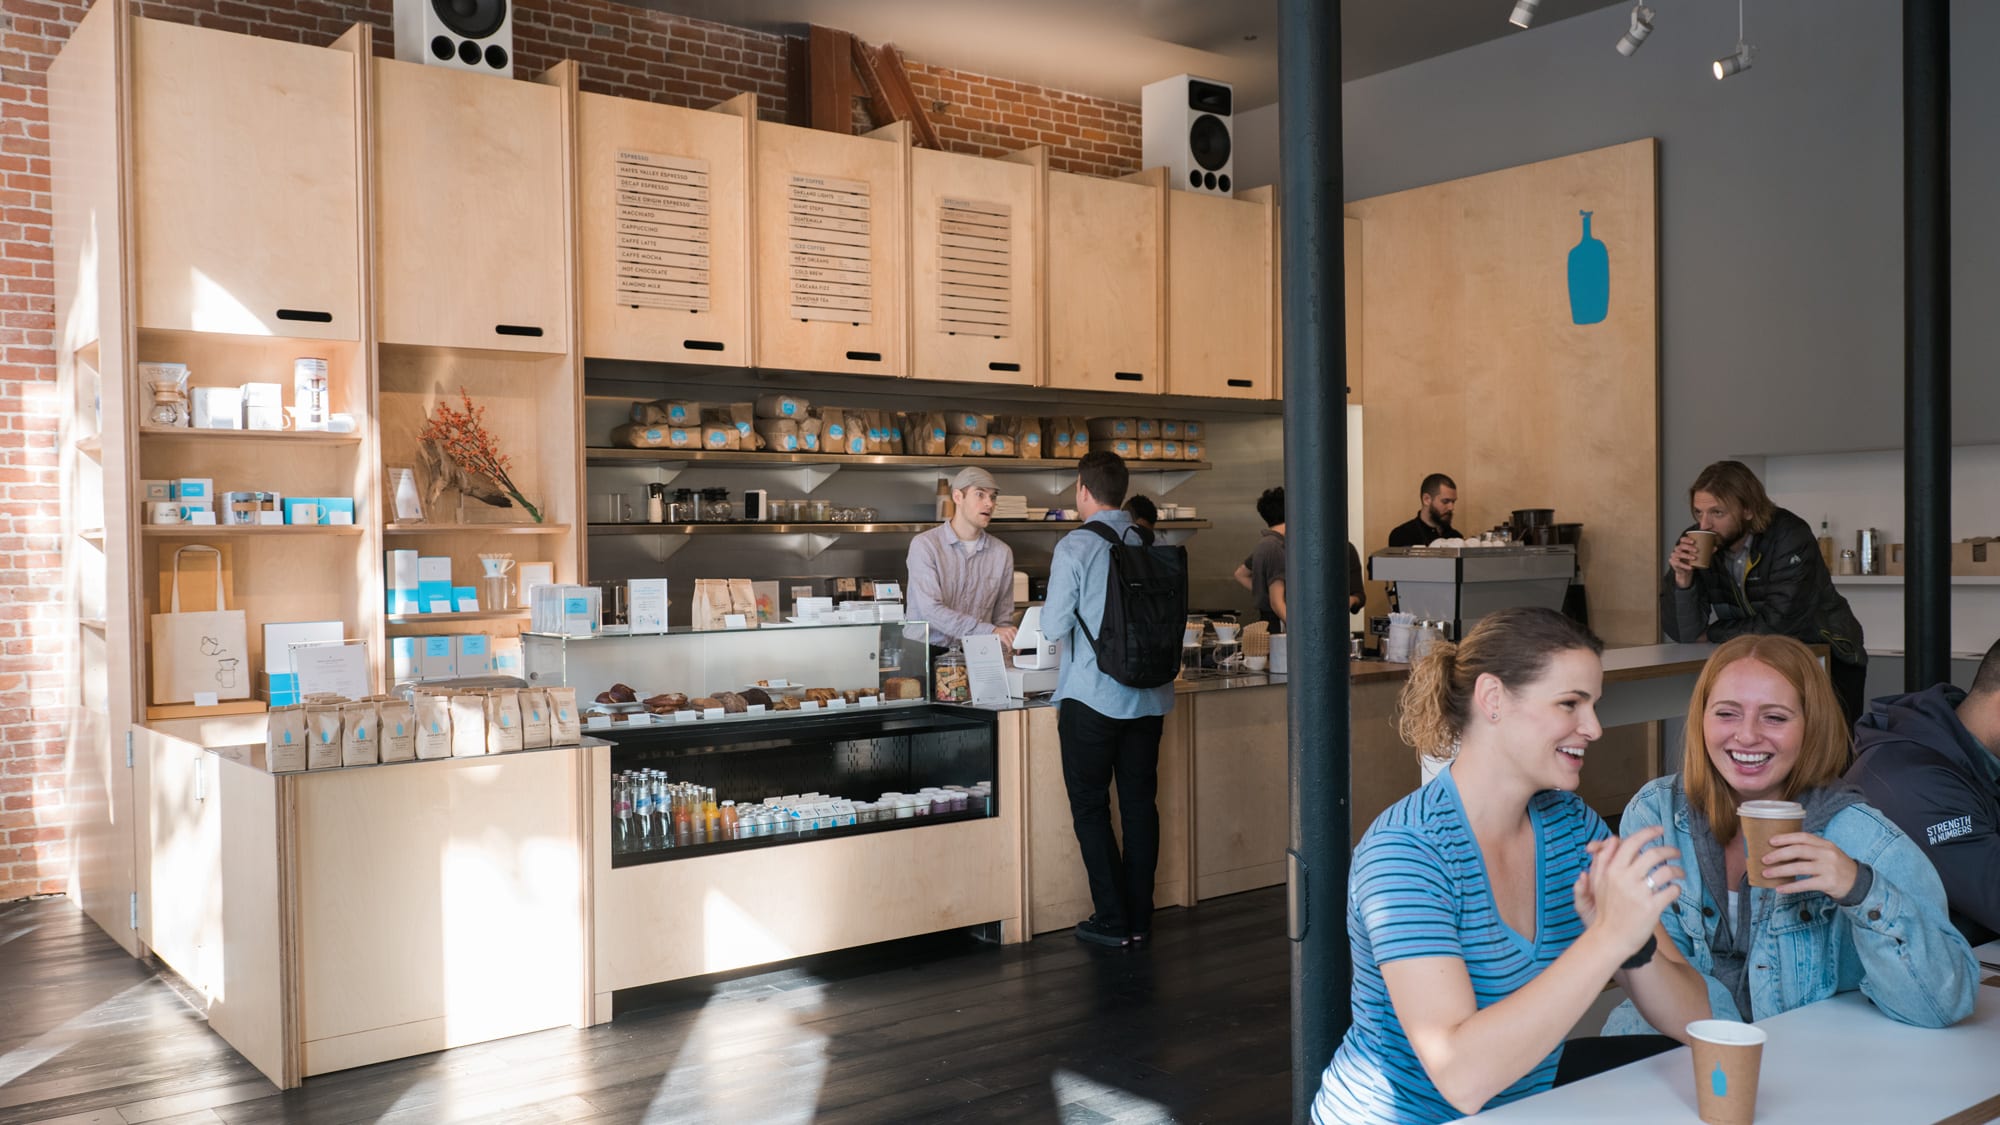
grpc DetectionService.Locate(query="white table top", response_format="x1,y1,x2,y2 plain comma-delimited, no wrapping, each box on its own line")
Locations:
1459,986,2000,1122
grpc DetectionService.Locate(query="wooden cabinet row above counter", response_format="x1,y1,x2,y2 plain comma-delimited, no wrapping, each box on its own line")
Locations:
123,17,1358,399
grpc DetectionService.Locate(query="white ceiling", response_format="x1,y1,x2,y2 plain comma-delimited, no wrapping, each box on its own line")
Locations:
630,0,1629,108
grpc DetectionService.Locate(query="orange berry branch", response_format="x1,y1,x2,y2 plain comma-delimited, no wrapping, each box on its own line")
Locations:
419,388,543,523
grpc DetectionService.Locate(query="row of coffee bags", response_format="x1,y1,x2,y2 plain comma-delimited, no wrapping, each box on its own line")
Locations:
265,687,581,773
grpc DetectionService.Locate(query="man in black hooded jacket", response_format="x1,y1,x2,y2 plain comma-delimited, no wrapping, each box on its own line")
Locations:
1847,639,2000,946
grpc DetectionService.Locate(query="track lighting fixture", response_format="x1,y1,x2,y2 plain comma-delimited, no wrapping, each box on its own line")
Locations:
1509,0,1540,29
1713,0,1755,79
1616,4,1656,57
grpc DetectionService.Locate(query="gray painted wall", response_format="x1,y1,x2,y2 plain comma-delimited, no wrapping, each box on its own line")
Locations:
1236,0,1999,558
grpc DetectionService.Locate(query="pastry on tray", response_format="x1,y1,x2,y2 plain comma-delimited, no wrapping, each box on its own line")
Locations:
690,696,723,712
715,691,749,714
771,696,800,711
741,687,773,709
803,687,838,703
642,692,686,715
882,677,923,700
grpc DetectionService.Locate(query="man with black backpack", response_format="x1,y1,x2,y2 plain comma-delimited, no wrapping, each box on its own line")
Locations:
1041,450,1187,950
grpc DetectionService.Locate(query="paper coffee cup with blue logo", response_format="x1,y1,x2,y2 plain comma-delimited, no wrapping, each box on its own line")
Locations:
1687,1019,1765,1125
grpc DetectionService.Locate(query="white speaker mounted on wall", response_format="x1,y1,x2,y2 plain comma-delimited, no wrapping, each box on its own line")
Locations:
1142,74,1234,196
395,0,514,79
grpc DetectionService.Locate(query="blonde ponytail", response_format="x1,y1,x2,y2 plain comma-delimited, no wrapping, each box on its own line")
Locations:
1393,607,1604,764
1398,641,1463,761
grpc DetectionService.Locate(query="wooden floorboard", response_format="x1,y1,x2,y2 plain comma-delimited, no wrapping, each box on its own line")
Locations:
0,889,1292,1124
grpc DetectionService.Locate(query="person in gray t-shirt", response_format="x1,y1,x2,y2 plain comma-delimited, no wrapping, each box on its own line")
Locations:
1235,487,1289,629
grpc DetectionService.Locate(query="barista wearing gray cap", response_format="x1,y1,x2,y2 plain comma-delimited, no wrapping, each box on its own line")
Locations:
906,466,1018,651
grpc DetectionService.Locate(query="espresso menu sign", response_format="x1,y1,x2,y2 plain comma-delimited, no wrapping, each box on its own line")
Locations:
936,196,1010,338
788,173,872,324
613,150,711,312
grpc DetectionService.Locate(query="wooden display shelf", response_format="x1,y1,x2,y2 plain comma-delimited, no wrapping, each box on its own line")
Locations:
79,528,106,544
80,617,107,631
386,608,530,627
75,434,102,457
384,523,572,536
142,524,364,537
138,427,363,444
583,447,1212,472
587,519,1212,536
146,698,268,721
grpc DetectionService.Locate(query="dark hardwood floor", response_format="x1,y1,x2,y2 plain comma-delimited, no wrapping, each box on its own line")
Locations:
0,890,1290,1124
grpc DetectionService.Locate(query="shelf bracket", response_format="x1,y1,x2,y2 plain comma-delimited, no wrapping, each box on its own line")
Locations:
802,532,843,560
646,537,691,565
1138,469,1198,495
784,465,842,495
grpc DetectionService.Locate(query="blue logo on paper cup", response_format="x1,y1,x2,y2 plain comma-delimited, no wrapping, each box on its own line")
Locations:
669,404,688,421
1710,1065,1727,1097
782,401,796,416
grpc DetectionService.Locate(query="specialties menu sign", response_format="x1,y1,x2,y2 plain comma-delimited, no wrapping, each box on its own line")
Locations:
788,173,873,324
613,150,711,312
936,196,1011,338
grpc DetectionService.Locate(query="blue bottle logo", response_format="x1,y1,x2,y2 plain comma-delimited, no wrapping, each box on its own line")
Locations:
1710,1064,1728,1098
1568,210,1610,325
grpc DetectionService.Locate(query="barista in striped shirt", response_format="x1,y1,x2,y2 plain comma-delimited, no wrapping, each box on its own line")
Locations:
1313,607,1711,1124
906,467,1018,655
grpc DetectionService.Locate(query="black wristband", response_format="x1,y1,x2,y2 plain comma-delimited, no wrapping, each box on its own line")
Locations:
1620,934,1658,971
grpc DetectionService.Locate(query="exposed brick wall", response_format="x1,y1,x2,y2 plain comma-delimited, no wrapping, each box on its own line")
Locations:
0,2,1140,902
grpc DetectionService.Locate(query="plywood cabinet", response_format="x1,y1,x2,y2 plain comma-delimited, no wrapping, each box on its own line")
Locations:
1166,190,1272,399
752,122,908,376
1046,170,1162,394
577,92,751,367
909,148,1041,386
374,59,568,352
131,19,361,340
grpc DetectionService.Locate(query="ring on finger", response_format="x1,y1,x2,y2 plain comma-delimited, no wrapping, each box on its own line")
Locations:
1644,874,1658,892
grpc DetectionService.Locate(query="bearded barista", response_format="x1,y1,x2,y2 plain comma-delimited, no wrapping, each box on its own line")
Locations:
1387,473,1458,548
906,467,1018,655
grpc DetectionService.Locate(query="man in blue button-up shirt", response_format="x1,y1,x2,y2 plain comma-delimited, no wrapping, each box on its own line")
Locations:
1041,451,1177,949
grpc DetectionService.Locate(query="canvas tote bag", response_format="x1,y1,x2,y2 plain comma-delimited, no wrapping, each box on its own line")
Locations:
150,545,251,703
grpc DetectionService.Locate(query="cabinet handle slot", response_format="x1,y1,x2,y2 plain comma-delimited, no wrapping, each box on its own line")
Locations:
683,340,725,352
275,309,332,323
495,324,544,337
1227,378,1253,388
1114,372,1144,382
987,362,1021,373
845,351,882,362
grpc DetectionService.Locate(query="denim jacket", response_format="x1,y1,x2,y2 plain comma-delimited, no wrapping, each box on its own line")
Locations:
1604,776,1977,1033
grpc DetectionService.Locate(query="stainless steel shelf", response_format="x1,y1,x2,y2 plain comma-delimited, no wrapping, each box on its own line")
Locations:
587,519,1212,537
385,523,572,536
584,447,1210,472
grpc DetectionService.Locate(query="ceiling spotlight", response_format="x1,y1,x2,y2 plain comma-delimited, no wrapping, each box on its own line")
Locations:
1616,4,1656,56
1509,0,1540,29
1713,42,1754,79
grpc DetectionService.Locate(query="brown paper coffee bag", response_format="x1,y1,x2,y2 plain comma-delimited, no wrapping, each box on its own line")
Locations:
450,694,488,758
519,689,552,749
548,687,580,745
377,697,416,763
306,703,344,770
341,701,380,767
486,691,523,754
414,693,452,760
266,705,307,773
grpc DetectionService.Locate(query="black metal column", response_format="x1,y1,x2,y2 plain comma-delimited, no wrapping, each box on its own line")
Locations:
1904,0,1949,689
1278,1,1350,1119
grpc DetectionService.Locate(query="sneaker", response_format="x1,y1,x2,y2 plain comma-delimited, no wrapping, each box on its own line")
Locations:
1128,931,1151,947
1074,918,1130,948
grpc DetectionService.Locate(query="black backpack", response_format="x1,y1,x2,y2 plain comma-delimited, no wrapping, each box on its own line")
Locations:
1074,521,1189,689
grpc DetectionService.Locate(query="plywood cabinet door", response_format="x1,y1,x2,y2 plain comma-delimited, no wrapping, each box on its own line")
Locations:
375,60,568,352
577,92,750,367
1046,172,1161,394
1167,191,1271,399
910,149,1039,386
752,122,906,377
132,20,360,340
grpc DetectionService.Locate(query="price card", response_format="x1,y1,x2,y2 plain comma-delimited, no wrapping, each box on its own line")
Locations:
747,704,767,714
427,599,454,616
827,697,848,710
193,691,219,708
858,695,880,708
724,613,748,629
673,709,698,723
961,634,1011,706
703,707,725,720
587,715,614,730
801,699,821,712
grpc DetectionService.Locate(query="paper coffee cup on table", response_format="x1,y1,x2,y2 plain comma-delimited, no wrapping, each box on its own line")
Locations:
1686,1019,1767,1125
1739,799,1806,888
1688,529,1720,568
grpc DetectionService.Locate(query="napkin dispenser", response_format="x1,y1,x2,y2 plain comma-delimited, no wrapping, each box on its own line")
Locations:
1012,605,1061,670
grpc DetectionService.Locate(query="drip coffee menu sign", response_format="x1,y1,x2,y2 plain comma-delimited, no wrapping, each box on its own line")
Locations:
936,196,1011,338
612,150,712,312
788,173,873,324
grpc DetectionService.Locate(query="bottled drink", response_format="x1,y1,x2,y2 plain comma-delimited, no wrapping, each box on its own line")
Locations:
614,775,633,852
633,776,653,848
719,800,738,840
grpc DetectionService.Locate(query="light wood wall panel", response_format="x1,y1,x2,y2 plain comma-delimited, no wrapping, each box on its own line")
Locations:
1349,139,1659,645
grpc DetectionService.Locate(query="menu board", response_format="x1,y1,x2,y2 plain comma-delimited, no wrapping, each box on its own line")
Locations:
612,150,711,312
936,196,1011,338
788,173,873,324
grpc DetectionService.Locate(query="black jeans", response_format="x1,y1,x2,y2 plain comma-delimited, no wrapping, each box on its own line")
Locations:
1057,698,1165,936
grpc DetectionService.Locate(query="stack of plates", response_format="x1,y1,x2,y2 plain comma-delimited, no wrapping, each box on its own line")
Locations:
992,494,1033,521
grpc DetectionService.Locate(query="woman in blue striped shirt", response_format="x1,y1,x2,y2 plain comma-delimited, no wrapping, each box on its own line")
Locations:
1313,607,1712,1124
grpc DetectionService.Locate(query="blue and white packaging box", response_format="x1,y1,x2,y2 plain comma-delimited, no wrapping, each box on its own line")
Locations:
492,636,524,677
455,633,491,676
260,672,300,706
418,635,457,679
171,478,212,501
452,586,480,613
282,499,320,526
317,496,355,525
417,557,453,611
386,551,421,615
391,637,420,682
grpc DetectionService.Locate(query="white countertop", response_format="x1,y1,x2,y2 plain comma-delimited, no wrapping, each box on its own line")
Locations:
1460,985,2000,1122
